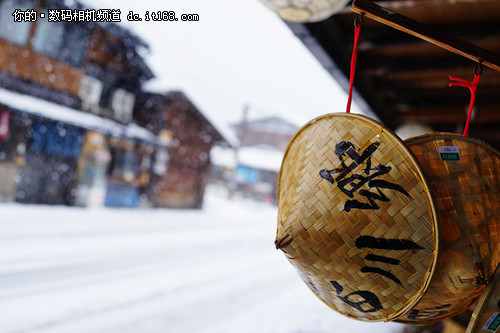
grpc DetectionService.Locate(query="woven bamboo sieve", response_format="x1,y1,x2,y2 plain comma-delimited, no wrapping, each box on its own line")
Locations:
397,133,500,324
276,113,439,322
466,265,500,333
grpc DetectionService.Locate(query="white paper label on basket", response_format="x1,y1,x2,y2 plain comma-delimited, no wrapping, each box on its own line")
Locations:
439,146,461,162
482,312,500,332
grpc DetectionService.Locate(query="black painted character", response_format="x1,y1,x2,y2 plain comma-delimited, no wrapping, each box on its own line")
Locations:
330,280,383,313
407,304,451,320
319,141,411,212
356,235,424,287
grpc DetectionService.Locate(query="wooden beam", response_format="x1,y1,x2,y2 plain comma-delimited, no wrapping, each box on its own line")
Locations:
351,0,500,72
374,0,500,25
339,2,500,31
395,106,500,124
359,36,500,59
382,86,500,101
365,67,500,88
359,40,447,58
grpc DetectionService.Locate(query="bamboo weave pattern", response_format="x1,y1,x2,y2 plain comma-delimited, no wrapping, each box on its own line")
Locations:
400,133,500,323
277,114,439,321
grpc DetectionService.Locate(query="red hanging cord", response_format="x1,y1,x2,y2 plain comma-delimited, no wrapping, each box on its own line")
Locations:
346,15,363,114
448,64,482,137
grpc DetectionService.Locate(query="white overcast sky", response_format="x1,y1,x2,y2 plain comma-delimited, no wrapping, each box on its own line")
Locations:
83,0,363,127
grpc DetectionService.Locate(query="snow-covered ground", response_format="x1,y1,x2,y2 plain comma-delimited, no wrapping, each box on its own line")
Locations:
0,188,405,333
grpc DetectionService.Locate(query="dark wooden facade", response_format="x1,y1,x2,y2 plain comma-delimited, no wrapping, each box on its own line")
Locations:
0,0,229,208
0,38,83,97
140,91,229,209
0,0,159,206
0,0,152,109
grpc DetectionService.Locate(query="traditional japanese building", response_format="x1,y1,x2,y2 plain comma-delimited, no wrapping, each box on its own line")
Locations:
0,0,166,206
136,91,231,209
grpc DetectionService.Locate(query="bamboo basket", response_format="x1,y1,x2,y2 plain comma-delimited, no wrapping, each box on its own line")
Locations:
397,132,500,324
466,265,500,333
276,113,440,322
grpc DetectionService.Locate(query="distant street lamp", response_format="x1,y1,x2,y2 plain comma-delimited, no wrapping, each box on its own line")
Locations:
259,0,349,22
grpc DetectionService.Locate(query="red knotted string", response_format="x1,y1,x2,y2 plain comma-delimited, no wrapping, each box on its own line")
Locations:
449,67,481,137
346,18,362,114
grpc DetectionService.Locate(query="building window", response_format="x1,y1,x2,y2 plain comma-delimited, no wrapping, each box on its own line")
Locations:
0,0,35,46
153,149,168,175
86,63,117,107
32,11,64,57
32,7,91,67
108,147,140,181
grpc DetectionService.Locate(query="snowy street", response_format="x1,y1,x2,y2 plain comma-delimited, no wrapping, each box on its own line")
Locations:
0,190,404,333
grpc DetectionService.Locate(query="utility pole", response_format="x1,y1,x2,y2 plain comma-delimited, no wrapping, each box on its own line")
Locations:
229,104,249,198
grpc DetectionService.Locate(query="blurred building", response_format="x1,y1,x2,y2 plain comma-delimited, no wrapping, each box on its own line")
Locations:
0,0,163,207
0,0,225,209
212,116,299,204
231,116,300,151
136,91,231,209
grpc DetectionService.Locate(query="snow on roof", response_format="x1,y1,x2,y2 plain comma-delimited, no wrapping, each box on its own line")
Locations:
140,77,165,95
238,146,284,172
143,82,238,148
211,146,285,172
180,91,238,148
123,123,164,146
0,87,166,147
210,145,236,168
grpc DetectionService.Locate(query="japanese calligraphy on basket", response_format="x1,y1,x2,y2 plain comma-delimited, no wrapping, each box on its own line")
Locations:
276,113,439,321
